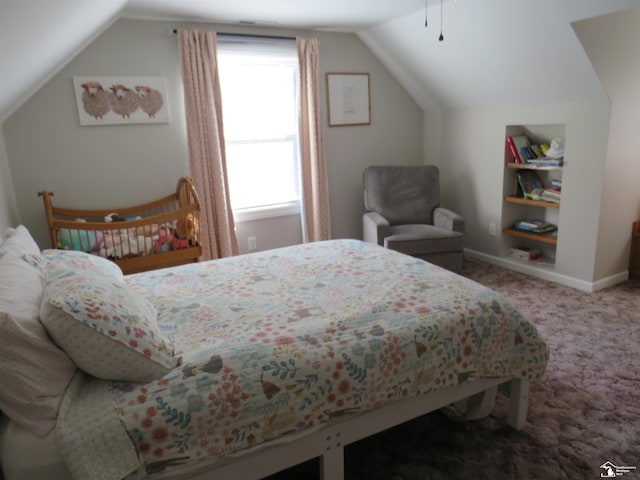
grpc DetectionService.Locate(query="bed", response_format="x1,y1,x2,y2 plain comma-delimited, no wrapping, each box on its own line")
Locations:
0,226,549,480
38,177,202,275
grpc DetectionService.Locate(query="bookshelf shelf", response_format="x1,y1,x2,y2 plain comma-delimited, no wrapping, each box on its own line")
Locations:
506,162,563,171
503,228,558,245
504,196,560,209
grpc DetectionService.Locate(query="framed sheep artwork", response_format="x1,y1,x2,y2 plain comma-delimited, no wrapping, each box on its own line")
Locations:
73,76,170,126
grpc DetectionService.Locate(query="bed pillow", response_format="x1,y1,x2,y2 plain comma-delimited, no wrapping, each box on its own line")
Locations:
0,312,77,436
42,248,123,281
40,272,178,382
0,253,77,436
0,253,45,319
0,225,41,259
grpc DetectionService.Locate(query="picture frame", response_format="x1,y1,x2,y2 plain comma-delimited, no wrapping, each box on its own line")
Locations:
73,76,170,126
326,73,371,127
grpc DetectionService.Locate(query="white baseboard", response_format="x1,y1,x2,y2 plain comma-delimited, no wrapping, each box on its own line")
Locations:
463,249,629,293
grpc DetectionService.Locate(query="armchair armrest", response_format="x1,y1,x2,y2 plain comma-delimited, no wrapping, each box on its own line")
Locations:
434,207,465,234
363,212,392,246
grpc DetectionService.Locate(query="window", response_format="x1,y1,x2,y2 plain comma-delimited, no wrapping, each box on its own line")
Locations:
217,37,300,222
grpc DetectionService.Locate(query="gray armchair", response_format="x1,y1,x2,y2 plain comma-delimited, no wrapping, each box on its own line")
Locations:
362,165,465,273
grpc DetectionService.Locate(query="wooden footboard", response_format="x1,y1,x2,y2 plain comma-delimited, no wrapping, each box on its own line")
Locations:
38,177,202,274
174,377,529,480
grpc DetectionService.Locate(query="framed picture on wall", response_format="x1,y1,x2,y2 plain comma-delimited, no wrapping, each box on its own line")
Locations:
73,76,170,126
326,72,371,127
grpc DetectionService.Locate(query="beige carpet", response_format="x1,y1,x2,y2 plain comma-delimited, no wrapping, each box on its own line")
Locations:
268,258,640,480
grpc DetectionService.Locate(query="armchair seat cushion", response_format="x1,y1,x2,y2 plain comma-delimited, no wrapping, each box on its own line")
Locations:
384,224,464,256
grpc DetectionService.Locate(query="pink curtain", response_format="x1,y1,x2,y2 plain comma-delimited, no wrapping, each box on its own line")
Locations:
177,29,239,259
297,38,331,242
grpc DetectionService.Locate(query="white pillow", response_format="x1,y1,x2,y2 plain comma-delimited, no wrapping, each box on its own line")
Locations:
0,312,77,436
0,253,76,436
0,225,41,259
40,272,178,382
0,253,44,319
42,249,123,281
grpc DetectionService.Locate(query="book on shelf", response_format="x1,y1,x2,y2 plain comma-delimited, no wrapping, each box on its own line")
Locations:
529,188,561,203
506,136,522,164
541,188,561,201
513,219,557,233
520,146,537,161
511,136,531,163
516,170,543,198
526,157,563,167
551,177,562,189
541,194,560,204
530,144,544,158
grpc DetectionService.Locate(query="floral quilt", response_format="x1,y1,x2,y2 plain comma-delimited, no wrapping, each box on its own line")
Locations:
56,239,548,479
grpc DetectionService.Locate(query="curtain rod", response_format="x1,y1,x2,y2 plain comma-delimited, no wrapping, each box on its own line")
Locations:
172,29,295,41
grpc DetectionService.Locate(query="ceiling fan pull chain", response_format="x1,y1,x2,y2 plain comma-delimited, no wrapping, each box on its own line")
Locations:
425,0,428,27
439,0,444,41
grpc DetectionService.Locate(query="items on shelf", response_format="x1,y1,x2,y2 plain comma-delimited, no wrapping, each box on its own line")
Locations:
509,247,540,260
506,135,564,165
509,246,555,267
513,219,557,233
525,157,563,167
530,188,561,203
516,170,543,198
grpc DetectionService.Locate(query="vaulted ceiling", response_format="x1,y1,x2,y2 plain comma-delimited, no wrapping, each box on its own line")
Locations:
2,0,640,124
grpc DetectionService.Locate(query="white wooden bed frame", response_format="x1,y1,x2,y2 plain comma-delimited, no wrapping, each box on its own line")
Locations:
161,377,529,480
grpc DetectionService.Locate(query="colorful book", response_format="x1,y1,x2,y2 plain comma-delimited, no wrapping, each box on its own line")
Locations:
540,188,561,203
513,220,557,233
511,136,531,163
530,144,544,158
506,136,522,163
520,146,536,161
516,170,543,198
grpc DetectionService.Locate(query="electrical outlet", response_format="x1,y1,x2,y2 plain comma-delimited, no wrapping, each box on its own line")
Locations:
248,236,257,251
489,222,497,237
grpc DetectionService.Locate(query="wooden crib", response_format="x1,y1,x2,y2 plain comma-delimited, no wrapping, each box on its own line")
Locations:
38,177,202,275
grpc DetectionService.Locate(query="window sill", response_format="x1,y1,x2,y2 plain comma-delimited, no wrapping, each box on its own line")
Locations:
233,203,301,223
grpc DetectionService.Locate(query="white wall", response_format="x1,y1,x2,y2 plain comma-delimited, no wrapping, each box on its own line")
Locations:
3,18,423,252
573,7,640,280
0,128,19,232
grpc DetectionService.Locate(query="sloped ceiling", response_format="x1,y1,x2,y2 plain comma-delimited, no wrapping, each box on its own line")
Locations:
0,0,127,124
2,0,640,124
123,0,426,30
359,0,640,111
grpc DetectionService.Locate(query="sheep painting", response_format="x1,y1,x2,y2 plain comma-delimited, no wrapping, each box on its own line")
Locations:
80,82,111,119
135,85,164,118
74,76,169,125
109,84,140,119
